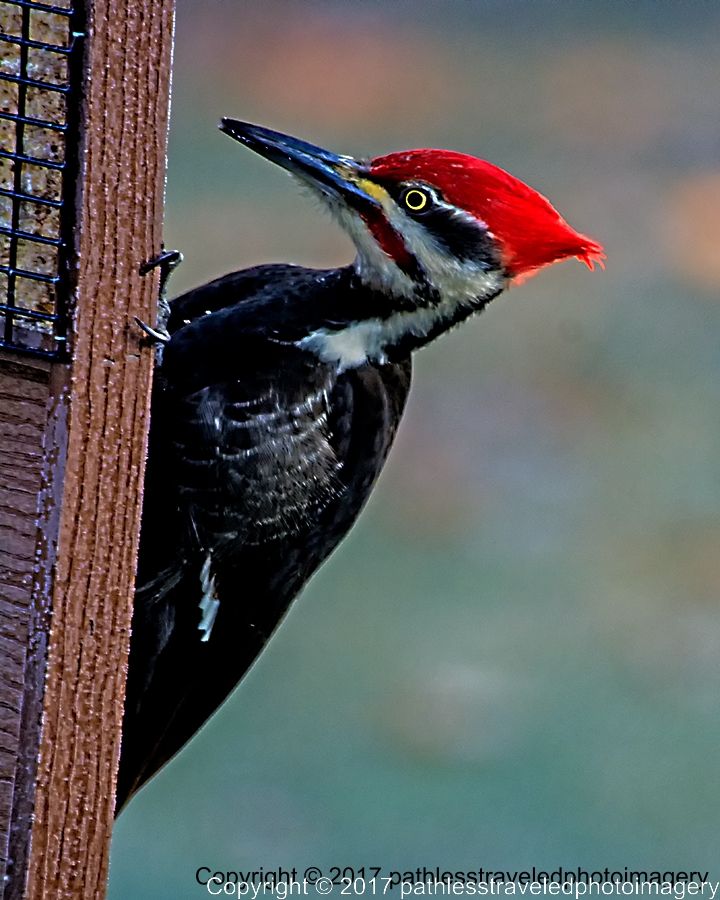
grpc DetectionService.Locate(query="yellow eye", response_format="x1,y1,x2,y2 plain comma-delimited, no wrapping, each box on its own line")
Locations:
403,188,429,212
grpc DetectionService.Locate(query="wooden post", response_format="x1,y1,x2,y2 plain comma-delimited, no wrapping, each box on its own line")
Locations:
0,0,175,897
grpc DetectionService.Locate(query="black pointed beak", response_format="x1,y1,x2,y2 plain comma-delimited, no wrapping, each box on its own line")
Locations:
220,118,380,208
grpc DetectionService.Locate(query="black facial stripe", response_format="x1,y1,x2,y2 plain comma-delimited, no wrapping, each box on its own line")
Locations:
394,247,439,304
374,178,502,271
419,206,500,268
409,265,441,307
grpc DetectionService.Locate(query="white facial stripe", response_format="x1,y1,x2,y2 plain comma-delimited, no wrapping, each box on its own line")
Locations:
384,195,500,302
332,203,417,298
291,177,419,299
297,268,503,371
297,176,505,370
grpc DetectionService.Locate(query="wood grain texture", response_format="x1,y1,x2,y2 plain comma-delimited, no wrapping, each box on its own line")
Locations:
17,0,175,897
5,363,70,900
0,355,51,890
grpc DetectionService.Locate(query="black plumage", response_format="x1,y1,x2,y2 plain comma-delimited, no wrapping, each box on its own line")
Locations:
118,265,411,809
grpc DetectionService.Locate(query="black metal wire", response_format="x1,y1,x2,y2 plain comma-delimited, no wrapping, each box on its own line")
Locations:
2,0,76,15
0,0,84,358
0,110,69,132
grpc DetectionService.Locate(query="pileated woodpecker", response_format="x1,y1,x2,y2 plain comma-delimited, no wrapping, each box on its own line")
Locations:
117,120,604,811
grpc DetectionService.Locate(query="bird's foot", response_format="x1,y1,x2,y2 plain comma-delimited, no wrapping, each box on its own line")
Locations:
137,248,183,347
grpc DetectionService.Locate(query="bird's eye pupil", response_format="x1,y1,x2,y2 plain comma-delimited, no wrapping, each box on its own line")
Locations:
404,189,429,212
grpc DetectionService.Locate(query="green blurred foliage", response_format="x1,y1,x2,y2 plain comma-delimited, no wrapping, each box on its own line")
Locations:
109,2,720,895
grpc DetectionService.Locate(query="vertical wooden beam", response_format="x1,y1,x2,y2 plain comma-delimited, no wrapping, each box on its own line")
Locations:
4,362,66,900
0,353,52,890
3,0,175,897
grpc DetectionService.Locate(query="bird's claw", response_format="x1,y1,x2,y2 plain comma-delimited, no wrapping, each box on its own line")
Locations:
137,248,182,348
134,316,170,344
140,249,184,298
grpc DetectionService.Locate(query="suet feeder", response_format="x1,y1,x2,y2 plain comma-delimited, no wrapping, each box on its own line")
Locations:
0,0,174,897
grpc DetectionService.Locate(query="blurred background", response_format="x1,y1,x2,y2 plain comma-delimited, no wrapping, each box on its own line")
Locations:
109,1,720,893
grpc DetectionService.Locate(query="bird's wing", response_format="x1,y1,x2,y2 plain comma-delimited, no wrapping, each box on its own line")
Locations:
173,368,343,552
118,324,411,809
129,336,339,695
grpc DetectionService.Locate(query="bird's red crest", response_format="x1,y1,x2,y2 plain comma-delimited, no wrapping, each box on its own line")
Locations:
370,150,605,278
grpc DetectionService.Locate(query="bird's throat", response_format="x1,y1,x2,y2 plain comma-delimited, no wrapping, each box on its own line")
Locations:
297,276,503,371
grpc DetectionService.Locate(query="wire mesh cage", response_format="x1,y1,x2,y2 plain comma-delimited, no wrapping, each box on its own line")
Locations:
0,0,83,358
